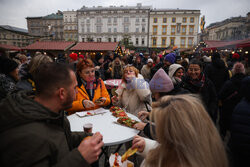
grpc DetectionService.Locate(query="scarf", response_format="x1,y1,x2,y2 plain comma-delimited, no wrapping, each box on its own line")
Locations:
77,74,102,101
186,72,205,92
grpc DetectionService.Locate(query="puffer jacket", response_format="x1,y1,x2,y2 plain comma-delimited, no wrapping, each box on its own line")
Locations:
67,78,110,114
0,91,90,167
115,74,152,116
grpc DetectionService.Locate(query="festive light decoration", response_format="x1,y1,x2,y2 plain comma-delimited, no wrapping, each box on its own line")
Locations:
115,46,124,56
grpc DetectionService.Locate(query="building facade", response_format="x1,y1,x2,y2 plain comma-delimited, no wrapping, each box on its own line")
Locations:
63,10,78,41
202,14,249,41
26,11,64,41
149,9,200,49
0,25,33,47
77,3,151,48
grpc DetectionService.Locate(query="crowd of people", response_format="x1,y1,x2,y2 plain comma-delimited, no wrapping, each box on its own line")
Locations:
0,49,249,167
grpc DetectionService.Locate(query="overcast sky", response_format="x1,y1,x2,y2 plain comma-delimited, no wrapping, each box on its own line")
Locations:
0,0,249,29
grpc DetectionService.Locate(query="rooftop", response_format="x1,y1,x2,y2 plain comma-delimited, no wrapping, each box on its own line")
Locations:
0,43,21,51
79,4,151,11
203,38,250,50
151,9,200,12
43,11,63,20
0,25,28,34
26,11,63,20
23,41,75,51
70,42,119,51
207,16,246,29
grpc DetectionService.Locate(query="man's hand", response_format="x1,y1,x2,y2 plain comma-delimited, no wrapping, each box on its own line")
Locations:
78,132,104,164
132,135,145,153
83,100,95,109
95,66,100,70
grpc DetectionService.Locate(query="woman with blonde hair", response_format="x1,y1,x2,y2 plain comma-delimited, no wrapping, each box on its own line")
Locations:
111,65,151,116
132,94,228,167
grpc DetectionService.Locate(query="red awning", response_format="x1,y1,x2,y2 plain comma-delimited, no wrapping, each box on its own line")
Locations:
0,44,21,51
23,41,75,51
70,42,119,51
236,41,250,48
203,38,250,50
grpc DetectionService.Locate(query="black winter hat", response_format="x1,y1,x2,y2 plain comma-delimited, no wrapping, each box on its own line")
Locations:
113,53,121,60
212,52,221,60
0,57,18,74
95,53,103,62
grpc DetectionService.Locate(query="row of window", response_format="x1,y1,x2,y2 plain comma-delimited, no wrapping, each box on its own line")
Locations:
81,10,147,15
79,25,195,34
152,37,194,46
80,26,146,33
0,33,30,40
80,17,147,24
81,37,117,42
12,42,29,47
153,17,195,23
152,25,194,35
135,38,145,45
30,21,63,26
78,16,194,24
65,33,77,39
64,26,77,30
81,37,146,45
64,18,77,22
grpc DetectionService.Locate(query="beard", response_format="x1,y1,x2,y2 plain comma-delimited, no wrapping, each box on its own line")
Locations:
61,91,74,110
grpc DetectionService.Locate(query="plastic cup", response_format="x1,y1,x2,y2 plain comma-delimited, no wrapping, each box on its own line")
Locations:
83,123,93,133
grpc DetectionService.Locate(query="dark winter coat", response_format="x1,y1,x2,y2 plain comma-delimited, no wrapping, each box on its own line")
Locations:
16,69,34,91
133,62,143,71
230,76,250,166
150,62,169,78
0,73,17,101
0,91,90,167
204,58,229,92
219,73,246,133
230,98,250,166
182,75,218,122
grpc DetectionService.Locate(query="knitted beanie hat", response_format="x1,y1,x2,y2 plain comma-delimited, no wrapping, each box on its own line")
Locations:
1,57,18,75
149,68,174,93
164,53,176,64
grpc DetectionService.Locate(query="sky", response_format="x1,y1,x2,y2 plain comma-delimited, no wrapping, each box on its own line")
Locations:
0,0,249,30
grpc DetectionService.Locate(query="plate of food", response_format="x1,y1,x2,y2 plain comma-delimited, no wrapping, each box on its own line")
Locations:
109,150,135,167
110,106,128,118
115,117,139,129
